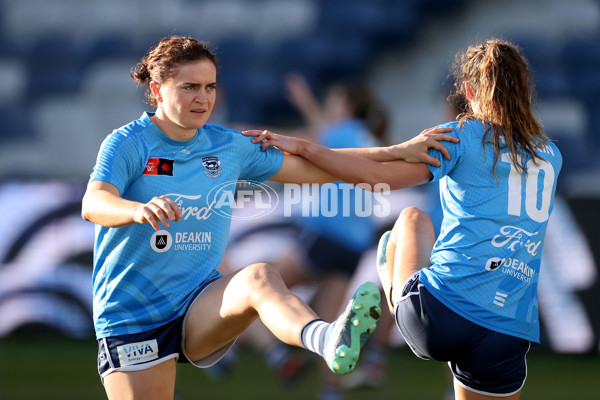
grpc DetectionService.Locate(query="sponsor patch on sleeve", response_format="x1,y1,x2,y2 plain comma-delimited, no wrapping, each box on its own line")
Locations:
144,158,174,176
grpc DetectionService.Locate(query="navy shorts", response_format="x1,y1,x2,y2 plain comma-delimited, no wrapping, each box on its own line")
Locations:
97,275,236,380
394,272,531,396
297,230,363,277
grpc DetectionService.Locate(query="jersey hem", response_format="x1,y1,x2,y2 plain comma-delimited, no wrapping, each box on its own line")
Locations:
420,278,539,344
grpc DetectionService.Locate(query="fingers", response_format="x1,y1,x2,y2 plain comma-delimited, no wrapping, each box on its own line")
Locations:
261,140,276,152
251,130,268,144
430,133,460,143
420,127,458,161
242,130,273,144
162,196,183,221
142,209,161,231
429,140,451,160
137,196,182,230
147,203,172,229
421,128,454,136
241,130,262,138
430,126,453,134
420,126,454,137
425,156,442,167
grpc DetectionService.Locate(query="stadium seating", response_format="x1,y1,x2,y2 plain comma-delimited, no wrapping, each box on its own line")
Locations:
0,0,597,192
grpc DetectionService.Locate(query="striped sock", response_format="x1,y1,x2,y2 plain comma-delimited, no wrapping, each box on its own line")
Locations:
300,319,332,358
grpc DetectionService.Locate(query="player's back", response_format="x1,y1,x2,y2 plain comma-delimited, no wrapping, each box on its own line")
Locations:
421,119,562,342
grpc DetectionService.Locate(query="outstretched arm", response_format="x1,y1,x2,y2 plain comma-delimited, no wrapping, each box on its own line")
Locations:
269,153,340,184
243,127,455,190
343,126,457,165
291,139,433,189
246,126,455,164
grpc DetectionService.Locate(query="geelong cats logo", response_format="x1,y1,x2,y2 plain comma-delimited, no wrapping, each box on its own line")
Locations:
202,156,222,178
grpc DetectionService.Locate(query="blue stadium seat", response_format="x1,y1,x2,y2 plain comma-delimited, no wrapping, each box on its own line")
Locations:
25,35,88,100
561,37,600,101
219,65,282,125
317,0,386,37
583,99,600,147
0,34,18,58
411,0,464,13
315,33,372,82
316,0,420,48
86,33,139,65
0,104,36,142
276,32,371,85
372,1,420,46
511,36,568,98
552,135,595,179
274,35,328,75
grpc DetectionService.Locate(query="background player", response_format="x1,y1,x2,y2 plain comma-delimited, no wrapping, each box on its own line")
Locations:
265,74,389,400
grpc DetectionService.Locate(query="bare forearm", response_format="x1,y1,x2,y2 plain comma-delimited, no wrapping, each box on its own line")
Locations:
333,146,397,162
269,153,339,184
81,190,139,227
297,141,426,189
242,128,439,189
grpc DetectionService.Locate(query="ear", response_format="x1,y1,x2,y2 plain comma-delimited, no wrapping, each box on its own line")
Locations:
464,82,474,101
150,81,162,103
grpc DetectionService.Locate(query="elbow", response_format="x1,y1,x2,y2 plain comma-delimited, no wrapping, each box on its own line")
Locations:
353,177,389,191
81,207,91,223
80,195,93,222
81,209,92,222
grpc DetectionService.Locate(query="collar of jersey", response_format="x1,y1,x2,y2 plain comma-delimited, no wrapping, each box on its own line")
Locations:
142,112,200,147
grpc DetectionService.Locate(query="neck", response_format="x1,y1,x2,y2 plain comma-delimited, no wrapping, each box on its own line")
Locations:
151,111,197,141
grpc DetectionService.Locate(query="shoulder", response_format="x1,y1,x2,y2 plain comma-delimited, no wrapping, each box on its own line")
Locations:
543,140,562,158
202,123,239,136
201,123,243,145
450,120,481,138
100,117,148,158
113,113,152,141
537,140,563,169
204,123,267,154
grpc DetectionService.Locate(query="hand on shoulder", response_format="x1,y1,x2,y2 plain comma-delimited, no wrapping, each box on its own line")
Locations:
390,126,458,166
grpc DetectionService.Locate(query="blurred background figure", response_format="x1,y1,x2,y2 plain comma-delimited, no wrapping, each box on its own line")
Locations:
272,74,388,400
210,74,390,400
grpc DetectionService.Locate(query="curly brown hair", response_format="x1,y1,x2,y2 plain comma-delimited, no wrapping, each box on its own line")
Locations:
131,36,218,107
452,38,549,176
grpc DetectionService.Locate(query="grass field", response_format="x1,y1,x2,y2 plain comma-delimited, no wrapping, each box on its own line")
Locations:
1,335,599,399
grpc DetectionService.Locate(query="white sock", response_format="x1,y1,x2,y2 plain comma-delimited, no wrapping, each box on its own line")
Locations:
300,319,332,358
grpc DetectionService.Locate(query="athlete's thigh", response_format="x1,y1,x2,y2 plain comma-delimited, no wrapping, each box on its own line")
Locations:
388,207,436,287
103,358,176,400
183,266,263,360
454,382,521,400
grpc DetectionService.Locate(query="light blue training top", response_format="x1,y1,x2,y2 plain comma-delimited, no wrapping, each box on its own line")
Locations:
421,120,562,343
89,112,283,339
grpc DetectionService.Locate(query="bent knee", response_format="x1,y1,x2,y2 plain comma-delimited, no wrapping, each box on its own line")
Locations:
241,262,282,289
399,206,428,221
394,207,432,230
390,207,436,247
